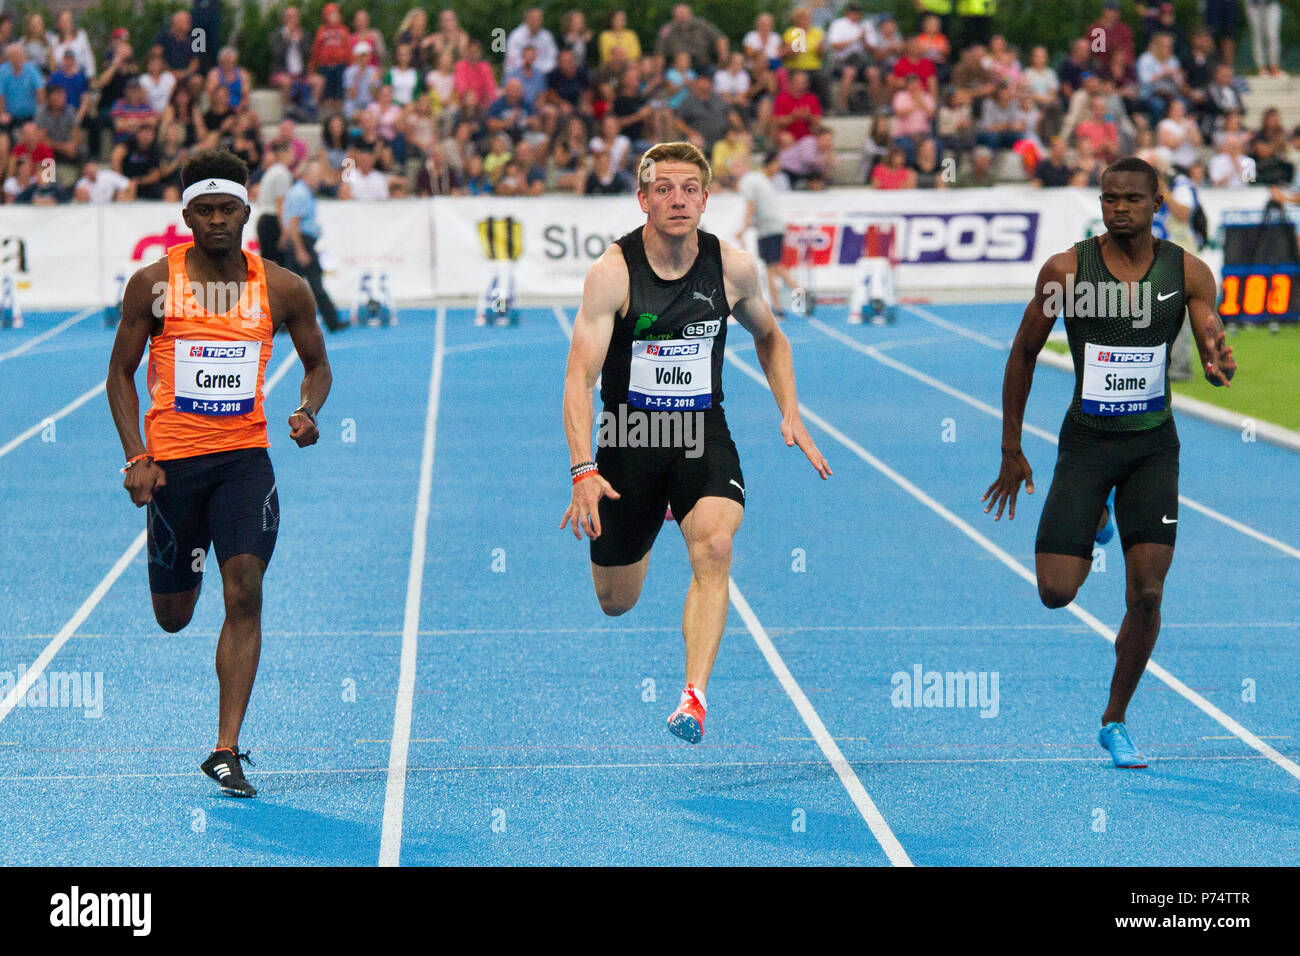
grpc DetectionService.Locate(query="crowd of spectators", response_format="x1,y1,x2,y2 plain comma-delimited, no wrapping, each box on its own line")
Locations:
0,1,1294,209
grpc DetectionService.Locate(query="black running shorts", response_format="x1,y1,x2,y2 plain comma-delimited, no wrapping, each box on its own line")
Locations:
146,447,279,594
1035,417,1180,559
590,409,745,567
757,234,784,266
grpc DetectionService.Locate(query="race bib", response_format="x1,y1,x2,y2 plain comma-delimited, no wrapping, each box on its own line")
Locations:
173,339,261,415
628,338,713,410
1081,342,1165,416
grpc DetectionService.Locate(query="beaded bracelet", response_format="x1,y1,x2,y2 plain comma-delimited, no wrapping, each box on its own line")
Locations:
121,453,153,474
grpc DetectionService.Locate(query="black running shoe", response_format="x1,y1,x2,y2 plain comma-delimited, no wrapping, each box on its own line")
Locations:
200,747,257,797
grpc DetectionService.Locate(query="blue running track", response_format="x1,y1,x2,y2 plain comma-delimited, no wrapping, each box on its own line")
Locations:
1,300,1296,865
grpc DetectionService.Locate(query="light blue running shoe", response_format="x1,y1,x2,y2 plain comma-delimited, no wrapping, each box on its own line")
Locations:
1095,491,1116,545
1099,721,1148,768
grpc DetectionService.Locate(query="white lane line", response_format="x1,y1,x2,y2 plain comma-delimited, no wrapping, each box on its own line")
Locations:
810,317,1300,562
554,305,601,389
730,579,912,866
904,302,1012,350
0,349,301,725
0,382,106,460
552,303,909,860
0,532,146,725
726,348,1300,783
551,305,573,338
0,307,98,363
6,752,1290,785
379,304,445,868
908,302,1300,450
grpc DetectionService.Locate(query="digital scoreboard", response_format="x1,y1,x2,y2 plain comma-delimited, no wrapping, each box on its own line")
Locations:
1218,205,1300,323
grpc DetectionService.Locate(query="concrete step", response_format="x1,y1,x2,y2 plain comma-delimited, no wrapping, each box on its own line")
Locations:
1241,73,1295,95
247,87,283,125
823,115,871,152
833,148,864,185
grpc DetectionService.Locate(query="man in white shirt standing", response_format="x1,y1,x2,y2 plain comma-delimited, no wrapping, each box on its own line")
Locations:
255,140,295,266
735,150,796,318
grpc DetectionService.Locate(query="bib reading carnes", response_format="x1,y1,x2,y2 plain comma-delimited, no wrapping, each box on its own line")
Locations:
144,242,275,462
1065,235,1187,432
600,227,732,413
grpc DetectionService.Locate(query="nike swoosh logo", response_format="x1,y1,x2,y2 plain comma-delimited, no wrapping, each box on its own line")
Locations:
1157,292,1178,301
729,478,745,498
1161,515,1177,524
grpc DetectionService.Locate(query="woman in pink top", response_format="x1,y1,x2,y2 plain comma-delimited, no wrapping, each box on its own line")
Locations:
453,39,497,108
871,146,916,189
890,75,936,163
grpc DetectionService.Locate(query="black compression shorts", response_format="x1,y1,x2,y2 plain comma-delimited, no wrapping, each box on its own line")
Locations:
1035,416,1180,559
146,447,279,594
590,409,745,567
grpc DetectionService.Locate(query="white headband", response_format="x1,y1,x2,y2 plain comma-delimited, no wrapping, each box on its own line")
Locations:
182,178,249,207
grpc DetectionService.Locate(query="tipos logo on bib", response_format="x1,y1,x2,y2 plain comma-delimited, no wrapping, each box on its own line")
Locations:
629,338,713,410
173,339,261,415
1081,342,1165,415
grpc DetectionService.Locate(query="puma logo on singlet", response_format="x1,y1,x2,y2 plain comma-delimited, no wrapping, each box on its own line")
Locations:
693,290,716,308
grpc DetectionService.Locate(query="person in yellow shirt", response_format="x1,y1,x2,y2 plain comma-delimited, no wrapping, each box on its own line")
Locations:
599,10,642,65
710,116,752,189
783,6,827,101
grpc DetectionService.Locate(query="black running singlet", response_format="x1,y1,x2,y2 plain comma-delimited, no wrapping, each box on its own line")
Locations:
600,227,732,412
1064,235,1187,432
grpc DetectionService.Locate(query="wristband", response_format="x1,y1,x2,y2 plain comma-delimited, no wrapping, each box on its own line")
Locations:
122,453,152,474
573,469,600,486
293,405,317,425
570,460,596,476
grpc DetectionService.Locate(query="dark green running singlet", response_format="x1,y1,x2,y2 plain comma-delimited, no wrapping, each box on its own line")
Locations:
1064,235,1187,432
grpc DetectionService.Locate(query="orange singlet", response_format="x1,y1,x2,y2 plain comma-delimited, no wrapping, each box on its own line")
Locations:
144,242,275,462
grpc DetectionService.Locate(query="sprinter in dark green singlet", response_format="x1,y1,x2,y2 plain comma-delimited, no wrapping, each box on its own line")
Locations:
561,141,832,744
983,157,1237,768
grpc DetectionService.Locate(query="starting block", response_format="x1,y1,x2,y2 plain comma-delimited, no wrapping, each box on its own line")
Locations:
351,270,398,327
0,272,23,329
103,272,127,327
848,223,899,325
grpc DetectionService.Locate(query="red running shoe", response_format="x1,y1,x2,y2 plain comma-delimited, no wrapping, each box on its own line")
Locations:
667,684,706,743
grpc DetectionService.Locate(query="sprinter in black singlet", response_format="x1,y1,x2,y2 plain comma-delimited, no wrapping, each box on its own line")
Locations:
561,141,832,744
983,157,1237,768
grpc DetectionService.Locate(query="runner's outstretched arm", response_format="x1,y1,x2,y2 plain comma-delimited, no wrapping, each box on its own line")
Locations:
984,252,1068,520
273,265,332,446
107,265,169,506
561,247,624,539
724,243,831,478
1183,252,1236,388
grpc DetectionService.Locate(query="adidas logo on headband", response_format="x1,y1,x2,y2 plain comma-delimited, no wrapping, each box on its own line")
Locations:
182,177,249,207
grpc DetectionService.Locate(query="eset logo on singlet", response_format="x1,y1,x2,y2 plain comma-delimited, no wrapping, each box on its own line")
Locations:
683,320,720,337
189,345,249,359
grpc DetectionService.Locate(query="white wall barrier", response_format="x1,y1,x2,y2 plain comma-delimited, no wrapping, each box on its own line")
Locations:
0,187,1275,310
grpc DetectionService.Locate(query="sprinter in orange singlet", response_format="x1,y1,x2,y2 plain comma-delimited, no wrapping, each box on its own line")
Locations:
107,148,333,797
